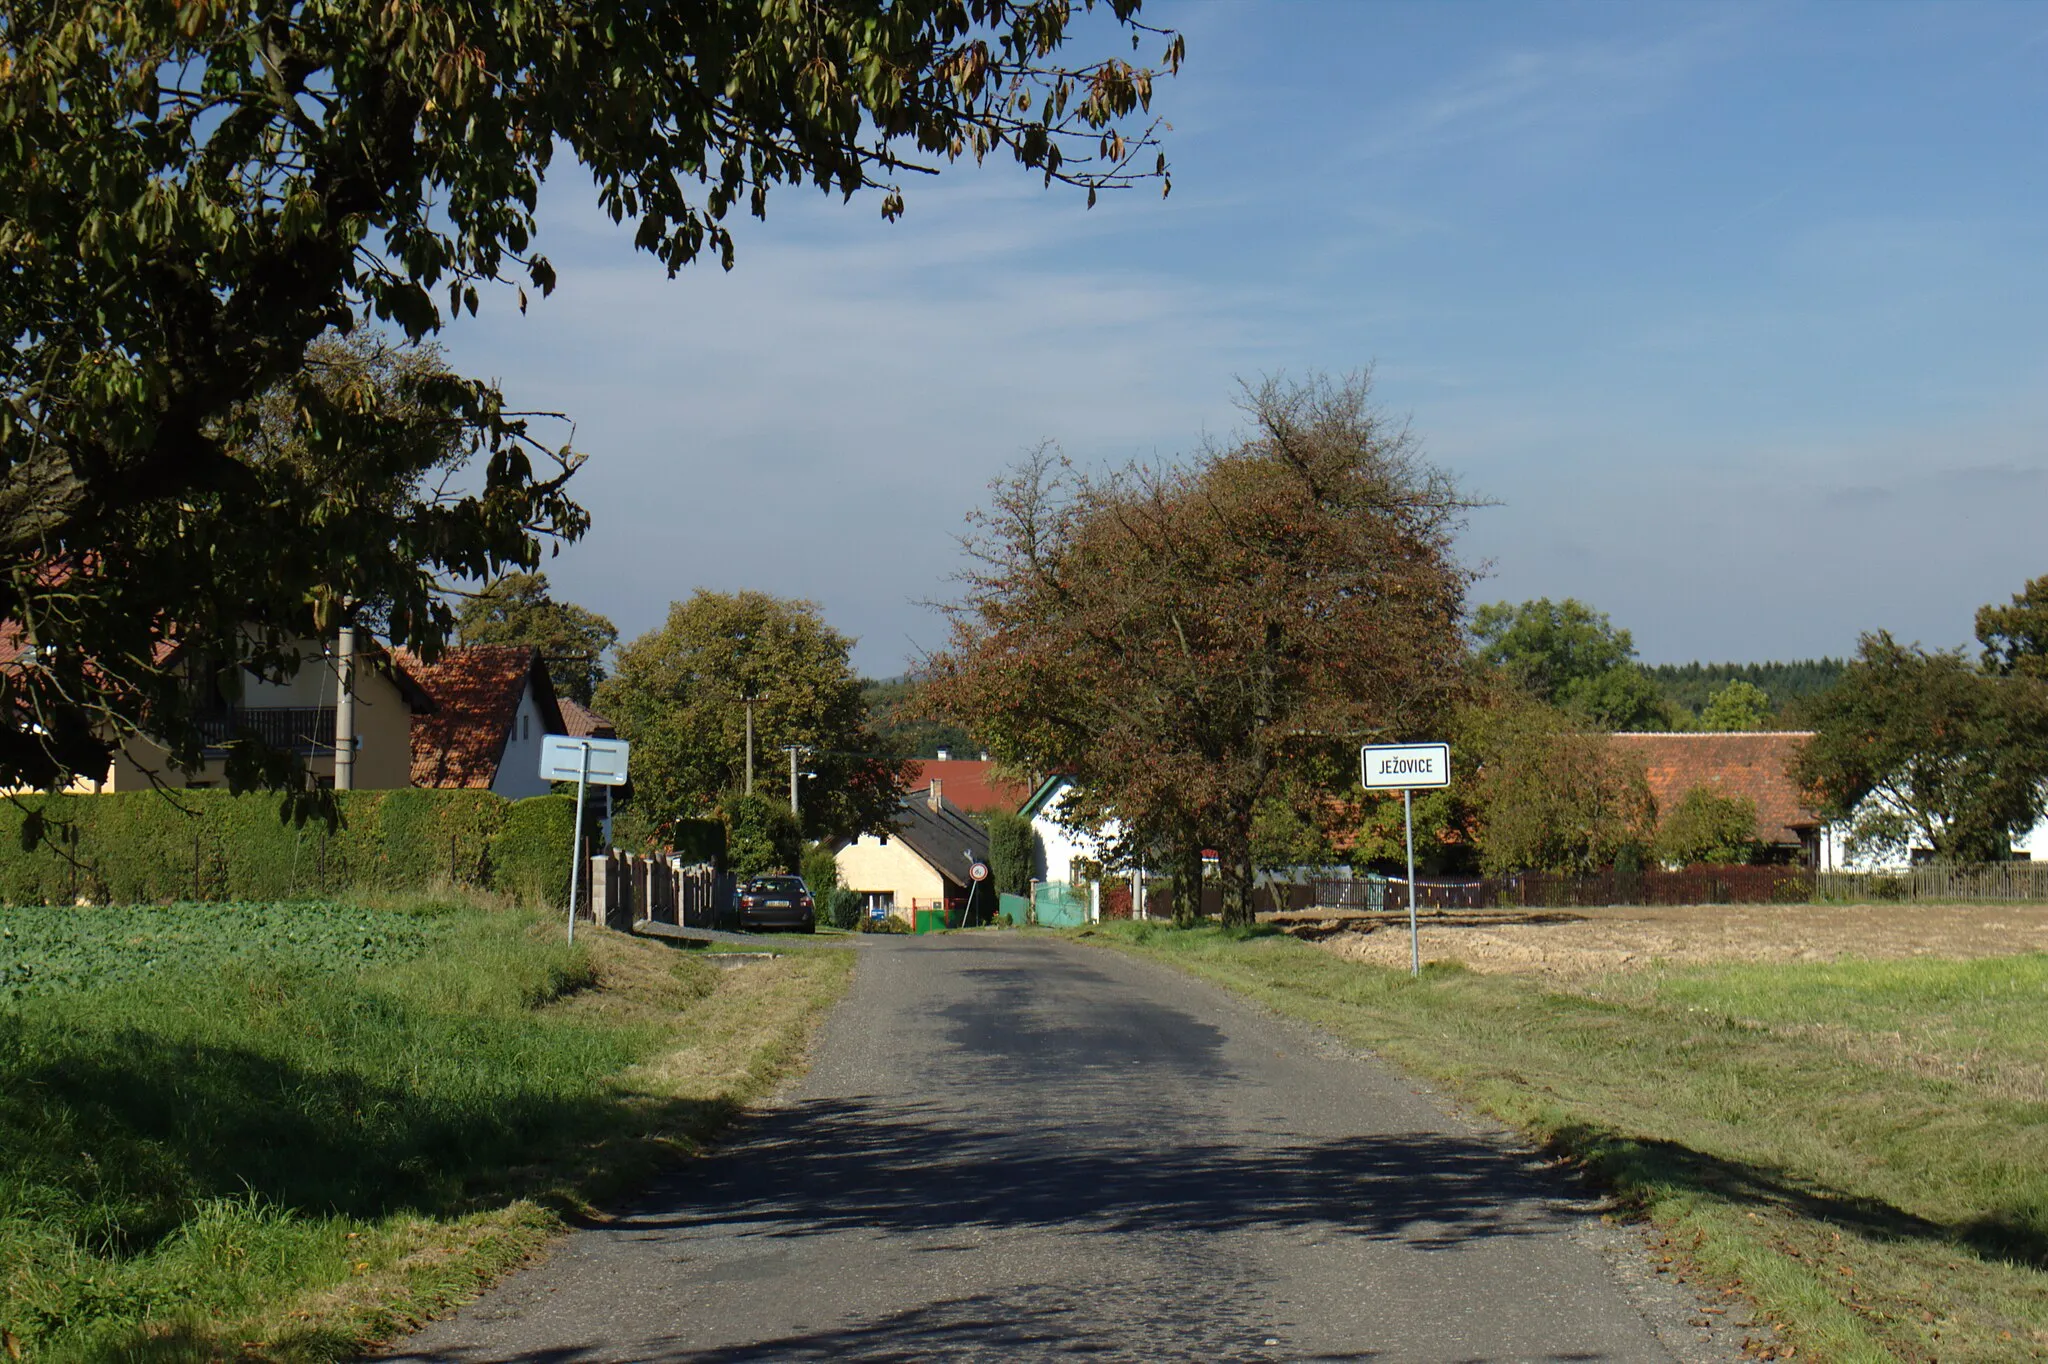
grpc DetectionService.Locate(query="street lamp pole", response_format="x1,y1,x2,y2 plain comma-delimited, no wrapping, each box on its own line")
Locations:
784,744,804,815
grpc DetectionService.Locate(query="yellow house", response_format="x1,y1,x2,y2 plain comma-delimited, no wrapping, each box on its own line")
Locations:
834,782,991,923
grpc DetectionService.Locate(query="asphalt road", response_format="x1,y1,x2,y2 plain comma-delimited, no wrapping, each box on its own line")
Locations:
383,933,1760,1363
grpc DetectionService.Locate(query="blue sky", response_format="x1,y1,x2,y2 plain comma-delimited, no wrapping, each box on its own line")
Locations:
441,0,2048,677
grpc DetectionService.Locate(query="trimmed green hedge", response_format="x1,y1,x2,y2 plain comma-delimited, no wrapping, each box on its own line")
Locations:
489,795,577,907
0,790,578,907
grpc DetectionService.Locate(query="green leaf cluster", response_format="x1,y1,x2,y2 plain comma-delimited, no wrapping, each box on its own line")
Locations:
1,0,1178,793
1459,692,1657,875
0,900,438,1002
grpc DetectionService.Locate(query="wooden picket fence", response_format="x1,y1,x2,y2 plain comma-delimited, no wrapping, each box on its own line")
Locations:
1290,862,2048,911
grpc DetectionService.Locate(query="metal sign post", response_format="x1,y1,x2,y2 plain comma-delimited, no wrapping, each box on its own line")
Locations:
540,736,632,942
567,742,591,944
1361,743,1451,977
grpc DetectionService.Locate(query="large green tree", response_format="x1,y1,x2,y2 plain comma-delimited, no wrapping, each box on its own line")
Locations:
1470,598,1667,731
1697,678,1773,731
1458,689,1656,875
1977,574,2048,679
1792,631,2048,864
456,572,618,706
595,591,909,845
931,373,1474,925
1,0,1179,792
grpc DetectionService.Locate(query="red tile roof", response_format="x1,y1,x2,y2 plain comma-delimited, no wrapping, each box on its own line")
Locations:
905,758,1034,814
1610,731,1820,846
401,645,561,789
558,698,615,739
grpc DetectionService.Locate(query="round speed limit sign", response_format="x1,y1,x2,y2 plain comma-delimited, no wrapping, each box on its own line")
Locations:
969,861,990,882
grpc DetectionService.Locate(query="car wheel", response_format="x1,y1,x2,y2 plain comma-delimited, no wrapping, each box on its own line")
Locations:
800,917,816,934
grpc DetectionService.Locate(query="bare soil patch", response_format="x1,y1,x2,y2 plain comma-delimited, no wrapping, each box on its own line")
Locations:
1273,901,2048,981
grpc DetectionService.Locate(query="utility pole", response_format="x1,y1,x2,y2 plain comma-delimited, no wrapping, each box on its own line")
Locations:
333,626,356,791
744,695,756,796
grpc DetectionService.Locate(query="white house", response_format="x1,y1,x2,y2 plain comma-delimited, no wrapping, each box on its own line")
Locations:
401,644,566,798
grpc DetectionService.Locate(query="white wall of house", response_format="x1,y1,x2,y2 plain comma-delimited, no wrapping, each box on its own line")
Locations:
1816,802,2048,871
835,833,946,921
489,681,555,799
1028,778,1123,887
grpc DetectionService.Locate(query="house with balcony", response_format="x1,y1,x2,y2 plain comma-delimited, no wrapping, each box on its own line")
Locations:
0,623,431,793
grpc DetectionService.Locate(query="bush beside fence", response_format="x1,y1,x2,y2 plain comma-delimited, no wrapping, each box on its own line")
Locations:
0,790,578,906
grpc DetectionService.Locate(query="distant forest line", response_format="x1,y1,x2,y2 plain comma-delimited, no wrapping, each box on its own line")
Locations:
864,659,1854,758
1646,659,1848,718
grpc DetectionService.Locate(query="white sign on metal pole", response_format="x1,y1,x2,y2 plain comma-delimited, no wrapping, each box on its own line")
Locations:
540,737,632,943
540,735,631,786
1360,742,1450,790
1360,742,1452,977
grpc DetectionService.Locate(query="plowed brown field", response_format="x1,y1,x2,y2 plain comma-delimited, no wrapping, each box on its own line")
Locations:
1274,901,2048,981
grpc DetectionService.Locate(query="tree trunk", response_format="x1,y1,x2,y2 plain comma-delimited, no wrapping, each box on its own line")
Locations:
1169,835,1205,928
1217,808,1257,928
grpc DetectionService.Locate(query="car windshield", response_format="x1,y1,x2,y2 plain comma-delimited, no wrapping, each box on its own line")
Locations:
749,877,806,893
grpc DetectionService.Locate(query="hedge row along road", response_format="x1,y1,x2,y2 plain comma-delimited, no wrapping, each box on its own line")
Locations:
0,790,576,906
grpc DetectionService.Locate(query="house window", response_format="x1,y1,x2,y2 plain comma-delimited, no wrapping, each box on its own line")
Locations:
520,714,530,741
862,891,895,912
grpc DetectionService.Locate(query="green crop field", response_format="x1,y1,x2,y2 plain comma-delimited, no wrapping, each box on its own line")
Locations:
1086,923,2048,1364
0,897,851,1362
0,901,442,999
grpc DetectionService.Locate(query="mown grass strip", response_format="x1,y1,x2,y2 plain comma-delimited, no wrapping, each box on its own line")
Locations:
0,896,853,1362
1080,922,2048,1363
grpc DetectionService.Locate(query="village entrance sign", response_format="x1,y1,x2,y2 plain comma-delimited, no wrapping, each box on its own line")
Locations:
1361,743,1451,976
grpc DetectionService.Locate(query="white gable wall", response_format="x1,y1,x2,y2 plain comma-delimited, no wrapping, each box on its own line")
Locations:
1028,779,1123,886
489,680,555,799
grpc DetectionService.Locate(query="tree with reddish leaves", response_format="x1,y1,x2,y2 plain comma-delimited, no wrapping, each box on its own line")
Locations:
928,373,1475,926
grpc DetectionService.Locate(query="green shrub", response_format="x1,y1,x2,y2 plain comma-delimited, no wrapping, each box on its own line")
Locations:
378,788,502,889
670,818,726,868
1655,785,1760,867
799,841,840,900
825,887,862,930
490,796,578,907
721,794,800,880
984,810,1036,896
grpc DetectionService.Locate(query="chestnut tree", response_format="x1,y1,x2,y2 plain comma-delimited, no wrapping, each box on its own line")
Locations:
0,0,1180,792
930,373,1474,925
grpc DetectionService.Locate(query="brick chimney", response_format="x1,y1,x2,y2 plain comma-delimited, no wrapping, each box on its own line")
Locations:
928,780,942,812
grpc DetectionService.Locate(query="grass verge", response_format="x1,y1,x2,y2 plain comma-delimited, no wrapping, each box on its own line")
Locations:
0,895,853,1362
1079,921,2047,1364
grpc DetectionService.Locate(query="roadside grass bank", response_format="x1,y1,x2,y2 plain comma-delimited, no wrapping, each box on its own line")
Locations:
0,896,853,1362
1079,922,2048,1364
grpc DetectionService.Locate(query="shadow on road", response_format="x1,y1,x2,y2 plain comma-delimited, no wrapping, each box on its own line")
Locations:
620,1097,1574,1250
